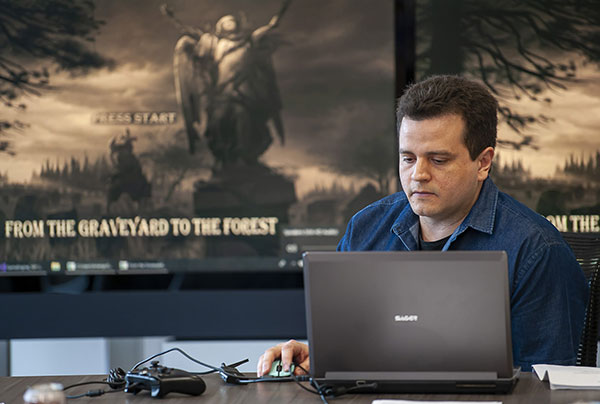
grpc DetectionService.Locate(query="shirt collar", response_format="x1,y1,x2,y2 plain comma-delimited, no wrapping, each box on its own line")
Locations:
391,198,420,250
459,177,498,235
391,177,499,249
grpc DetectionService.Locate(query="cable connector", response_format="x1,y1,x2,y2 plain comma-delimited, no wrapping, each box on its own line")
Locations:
86,389,105,397
219,359,248,384
219,370,243,384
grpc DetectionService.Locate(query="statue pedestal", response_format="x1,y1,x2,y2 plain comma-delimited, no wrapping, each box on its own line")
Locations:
193,164,296,257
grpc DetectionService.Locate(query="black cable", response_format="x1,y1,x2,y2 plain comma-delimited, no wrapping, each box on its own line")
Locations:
290,374,323,395
290,364,319,394
193,369,221,375
67,392,96,400
131,347,221,372
288,363,329,404
66,387,125,400
60,348,374,402
63,348,257,400
310,377,330,404
290,363,378,402
63,370,128,400
106,367,126,388
130,348,237,380
63,367,127,394
131,347,269,384
63,381,113,391
235,376,295,384
64,347,299,401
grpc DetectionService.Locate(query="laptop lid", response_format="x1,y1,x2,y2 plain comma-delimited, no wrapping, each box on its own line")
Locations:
302,251,513,381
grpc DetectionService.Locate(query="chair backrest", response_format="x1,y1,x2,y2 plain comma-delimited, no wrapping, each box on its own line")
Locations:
561,232,600,367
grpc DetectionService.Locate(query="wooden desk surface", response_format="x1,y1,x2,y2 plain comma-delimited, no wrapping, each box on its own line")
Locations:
2,372,600,403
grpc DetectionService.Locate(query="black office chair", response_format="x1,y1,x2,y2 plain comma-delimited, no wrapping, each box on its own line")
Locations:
561,232,600,367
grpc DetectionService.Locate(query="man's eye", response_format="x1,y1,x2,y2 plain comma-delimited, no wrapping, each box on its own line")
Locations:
432,159,446,165
402,157,414,163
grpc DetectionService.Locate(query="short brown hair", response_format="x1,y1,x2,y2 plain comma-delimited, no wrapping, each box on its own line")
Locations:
396,75,497,160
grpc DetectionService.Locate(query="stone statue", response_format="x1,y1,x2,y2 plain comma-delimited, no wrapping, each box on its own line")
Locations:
162,1,291,171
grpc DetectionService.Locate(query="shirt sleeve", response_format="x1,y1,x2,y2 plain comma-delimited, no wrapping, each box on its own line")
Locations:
510,241,589,371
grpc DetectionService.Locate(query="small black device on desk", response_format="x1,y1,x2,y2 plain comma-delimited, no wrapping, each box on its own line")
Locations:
124,360,206,398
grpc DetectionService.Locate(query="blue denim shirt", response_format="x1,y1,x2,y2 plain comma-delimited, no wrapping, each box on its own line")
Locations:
337,178,589,371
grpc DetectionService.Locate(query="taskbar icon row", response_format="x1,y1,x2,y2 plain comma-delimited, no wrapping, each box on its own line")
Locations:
0,260,167,276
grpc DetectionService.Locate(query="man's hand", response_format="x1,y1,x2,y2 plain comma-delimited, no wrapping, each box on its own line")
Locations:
257,339,310,376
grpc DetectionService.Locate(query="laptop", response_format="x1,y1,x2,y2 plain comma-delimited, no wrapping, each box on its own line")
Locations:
302,250,519,394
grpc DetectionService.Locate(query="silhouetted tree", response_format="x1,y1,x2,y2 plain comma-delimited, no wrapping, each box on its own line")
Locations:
0,0,114,153
417,0,600,150
329,128,397,194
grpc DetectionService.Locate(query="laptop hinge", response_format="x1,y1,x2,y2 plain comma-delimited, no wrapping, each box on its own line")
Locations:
325,371,498,381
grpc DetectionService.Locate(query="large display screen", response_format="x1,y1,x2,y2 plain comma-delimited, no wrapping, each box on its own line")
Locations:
0,0,398,286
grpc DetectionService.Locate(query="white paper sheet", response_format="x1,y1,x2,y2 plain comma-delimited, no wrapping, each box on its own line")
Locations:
533,364,600,390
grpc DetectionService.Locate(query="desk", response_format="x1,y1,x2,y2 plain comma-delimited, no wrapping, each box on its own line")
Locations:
2,373,600,403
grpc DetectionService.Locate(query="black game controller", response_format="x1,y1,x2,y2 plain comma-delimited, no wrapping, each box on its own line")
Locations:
125,361,206,398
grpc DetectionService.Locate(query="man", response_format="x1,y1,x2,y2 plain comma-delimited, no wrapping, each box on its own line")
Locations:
257,75,589,376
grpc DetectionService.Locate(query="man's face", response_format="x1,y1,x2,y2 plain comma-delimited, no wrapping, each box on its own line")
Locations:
399,114,492,226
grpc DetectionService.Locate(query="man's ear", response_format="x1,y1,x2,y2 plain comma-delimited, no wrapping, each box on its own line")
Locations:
477,147,495,181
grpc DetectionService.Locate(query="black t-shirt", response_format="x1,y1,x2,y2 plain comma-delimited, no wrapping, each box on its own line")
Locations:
418,234,450,250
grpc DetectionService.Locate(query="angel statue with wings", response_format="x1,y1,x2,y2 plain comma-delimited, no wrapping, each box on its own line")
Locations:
161,1,291,172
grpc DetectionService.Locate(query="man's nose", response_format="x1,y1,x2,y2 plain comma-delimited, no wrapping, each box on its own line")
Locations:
411,158,431,181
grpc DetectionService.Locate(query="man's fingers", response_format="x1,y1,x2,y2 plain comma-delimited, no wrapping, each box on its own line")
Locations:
257,345,282,376
257,340,309,376
280,340,306,371
280,342,295,371
256,354,265,375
